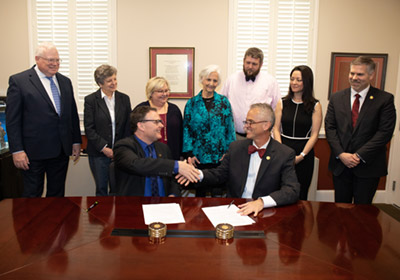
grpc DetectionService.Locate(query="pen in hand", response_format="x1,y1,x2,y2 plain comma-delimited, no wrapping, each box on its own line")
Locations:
227,200,234,209
86,201,99,212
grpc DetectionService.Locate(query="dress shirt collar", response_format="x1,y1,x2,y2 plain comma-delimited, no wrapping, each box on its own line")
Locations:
351,85,370,99
134,135,154,155
242,71,258,83
251,137,270,150
34,64,54,79
101,89,115,101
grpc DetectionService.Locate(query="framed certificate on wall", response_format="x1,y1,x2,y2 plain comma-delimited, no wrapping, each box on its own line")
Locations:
149,47,195,99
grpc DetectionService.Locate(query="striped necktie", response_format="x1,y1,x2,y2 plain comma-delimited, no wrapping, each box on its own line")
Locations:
46,76,61,115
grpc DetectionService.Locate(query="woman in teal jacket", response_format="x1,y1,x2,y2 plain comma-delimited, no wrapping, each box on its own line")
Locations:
183,65,236,196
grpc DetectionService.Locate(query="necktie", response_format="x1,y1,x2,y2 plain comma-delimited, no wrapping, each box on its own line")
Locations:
46,76,61,115
248,145,266,158
146,145,159,197
245,75,256,82
351,94,360,128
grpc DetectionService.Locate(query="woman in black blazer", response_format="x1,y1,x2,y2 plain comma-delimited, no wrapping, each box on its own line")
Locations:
84,64,131,196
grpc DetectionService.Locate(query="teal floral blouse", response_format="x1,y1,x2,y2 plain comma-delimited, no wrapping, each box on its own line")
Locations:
183,91,236,164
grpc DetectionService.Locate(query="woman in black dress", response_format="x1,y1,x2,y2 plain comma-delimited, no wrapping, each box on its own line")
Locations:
273,65,322,200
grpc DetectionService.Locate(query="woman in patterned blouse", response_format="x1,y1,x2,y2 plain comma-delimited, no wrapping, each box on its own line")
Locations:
183,65,236,197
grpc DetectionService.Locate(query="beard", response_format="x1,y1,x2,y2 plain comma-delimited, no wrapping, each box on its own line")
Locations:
243,65,261,81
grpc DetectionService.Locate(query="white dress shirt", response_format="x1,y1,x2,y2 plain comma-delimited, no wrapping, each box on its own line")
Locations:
101,90,116,146
242,139,277,208
34,65,61,113
220,71,280,133
351,85,370,112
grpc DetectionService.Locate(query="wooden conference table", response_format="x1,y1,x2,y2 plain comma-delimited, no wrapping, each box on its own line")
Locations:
0,196,399,279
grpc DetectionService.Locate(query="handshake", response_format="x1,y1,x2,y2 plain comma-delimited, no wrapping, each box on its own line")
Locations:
175,160,201,186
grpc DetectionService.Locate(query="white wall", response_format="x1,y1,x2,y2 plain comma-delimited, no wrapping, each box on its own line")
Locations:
116,0,229,112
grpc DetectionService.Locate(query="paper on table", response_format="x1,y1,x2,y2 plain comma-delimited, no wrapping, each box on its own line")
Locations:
201,204,256,227
142,203,186,225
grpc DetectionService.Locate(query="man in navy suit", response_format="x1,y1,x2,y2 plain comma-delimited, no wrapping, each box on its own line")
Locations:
6,42,81,197
182,103,300,216
325,56,396,204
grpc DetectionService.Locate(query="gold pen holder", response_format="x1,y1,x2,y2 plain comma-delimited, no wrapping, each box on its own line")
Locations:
148,222,167,244
215,223,234,243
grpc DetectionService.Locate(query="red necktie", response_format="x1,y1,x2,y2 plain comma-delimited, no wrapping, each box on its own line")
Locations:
248,145,266,158
351,94,360,128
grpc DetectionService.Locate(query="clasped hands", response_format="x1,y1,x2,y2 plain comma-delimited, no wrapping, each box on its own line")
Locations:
176,155,227,186
339,152,360,168
176,161,200,186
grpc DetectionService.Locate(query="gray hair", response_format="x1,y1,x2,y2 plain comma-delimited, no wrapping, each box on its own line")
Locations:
94,64,117,86
250,103,275,131
199,65,221,86
35,42,58,57
351,56,376,75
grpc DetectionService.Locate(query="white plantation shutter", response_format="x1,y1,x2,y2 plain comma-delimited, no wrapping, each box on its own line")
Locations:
31,0,115,112
235,0,270,70
231,0,316,96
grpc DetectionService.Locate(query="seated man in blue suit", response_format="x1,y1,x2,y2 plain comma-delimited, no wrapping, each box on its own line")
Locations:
113,106,199,196
178,103,300,216
6,42,81,197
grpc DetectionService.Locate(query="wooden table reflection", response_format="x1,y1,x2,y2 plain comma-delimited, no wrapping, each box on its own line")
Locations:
0,196,399,279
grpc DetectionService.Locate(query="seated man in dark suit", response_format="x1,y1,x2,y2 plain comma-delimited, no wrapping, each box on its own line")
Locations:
179,103,300,216
114,106,199,196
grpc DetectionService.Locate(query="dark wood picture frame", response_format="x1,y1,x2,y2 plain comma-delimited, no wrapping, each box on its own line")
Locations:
328,52,388,99
149,47,195,99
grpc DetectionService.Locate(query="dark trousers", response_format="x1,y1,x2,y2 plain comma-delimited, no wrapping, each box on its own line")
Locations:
282,137,314,201
333,168,380,204
89,155,111,196
295,152,314,200
22,153,69,197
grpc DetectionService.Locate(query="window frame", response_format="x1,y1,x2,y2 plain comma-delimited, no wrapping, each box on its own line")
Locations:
228,0,319,96
28,0,117,114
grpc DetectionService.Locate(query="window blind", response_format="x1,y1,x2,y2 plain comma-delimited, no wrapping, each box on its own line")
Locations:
32,0,114,111
232,0,315,96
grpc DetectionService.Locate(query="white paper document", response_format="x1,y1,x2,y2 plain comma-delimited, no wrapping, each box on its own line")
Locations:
142,203,186,225
201,205,256,227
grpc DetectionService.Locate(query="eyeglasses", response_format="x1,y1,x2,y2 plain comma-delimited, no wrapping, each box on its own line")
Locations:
242,120,269,126
40,57,62,64
153,89,170,94
140,119,164,125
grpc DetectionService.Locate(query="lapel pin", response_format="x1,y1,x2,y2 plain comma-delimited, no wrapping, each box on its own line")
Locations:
266,156,270,160
370,96,374,100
